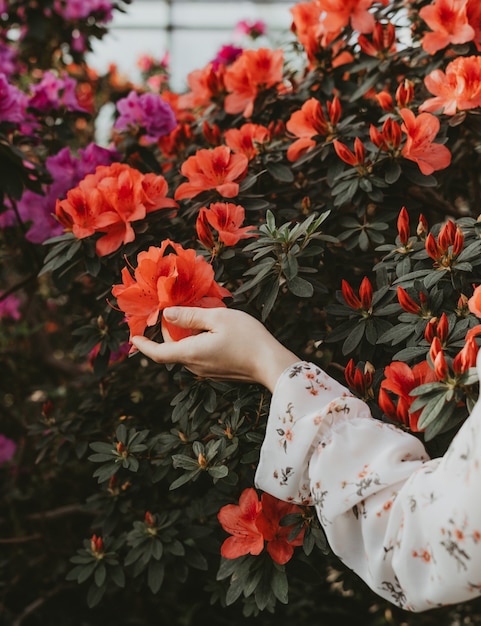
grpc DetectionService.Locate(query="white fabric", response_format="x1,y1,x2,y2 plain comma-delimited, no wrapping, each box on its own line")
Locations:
254,358,481,612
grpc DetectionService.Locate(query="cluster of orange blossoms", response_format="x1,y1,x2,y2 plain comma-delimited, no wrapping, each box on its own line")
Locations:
217,488,305,565
55,163,177,256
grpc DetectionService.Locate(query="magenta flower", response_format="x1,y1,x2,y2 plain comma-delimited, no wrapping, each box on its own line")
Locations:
29,71,86,113
114,91,177,143
0,293,21,321
0,74,28,124
53,0,113,22
0,42,17,76
0,435,16,465
212,45,243,70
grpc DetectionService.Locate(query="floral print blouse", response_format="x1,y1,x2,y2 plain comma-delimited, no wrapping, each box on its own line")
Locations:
254,360,481,612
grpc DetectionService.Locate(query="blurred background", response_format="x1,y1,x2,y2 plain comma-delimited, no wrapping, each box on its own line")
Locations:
87,0,295,92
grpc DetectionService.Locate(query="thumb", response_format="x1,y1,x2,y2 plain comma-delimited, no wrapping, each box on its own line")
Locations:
163,306,216,331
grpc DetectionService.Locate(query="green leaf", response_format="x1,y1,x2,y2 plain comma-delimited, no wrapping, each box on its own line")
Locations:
147,559,165,594
342,320,366,355
287,276,314,298
266,162,294,182
86,582,106,608
270,566,288,604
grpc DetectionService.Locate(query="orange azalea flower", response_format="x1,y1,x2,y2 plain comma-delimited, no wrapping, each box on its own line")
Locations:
317,0,388,34
399,108,451,176
196,202,257,249
111,239,231,341
177,62,227,112
56,163,177,256
217,488,305,565
174,146,248,200
379,361,437,431
255,493,305,565
224,123,271,161
217,488,264,559
286,96,341,162
290,0,326,63
419,0,474,54
420,56,481,115
224,48,284,118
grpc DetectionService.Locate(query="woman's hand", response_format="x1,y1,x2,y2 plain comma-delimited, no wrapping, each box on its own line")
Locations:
131,307,300,393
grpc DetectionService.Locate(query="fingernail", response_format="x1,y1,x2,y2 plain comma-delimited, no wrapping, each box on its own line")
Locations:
164,306,180,321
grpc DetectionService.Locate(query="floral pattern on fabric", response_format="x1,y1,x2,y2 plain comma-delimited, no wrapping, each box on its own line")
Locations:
255,356,481,611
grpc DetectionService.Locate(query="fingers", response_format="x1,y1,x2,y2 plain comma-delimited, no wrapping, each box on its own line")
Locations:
131,334,192,364
163,306,219,331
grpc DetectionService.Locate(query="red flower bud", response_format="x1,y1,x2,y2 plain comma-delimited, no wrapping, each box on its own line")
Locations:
438,220,456,252
327,95,342,127
396,79,414,108
397,206,410,245
145,511,155,527
436,312,449,342
417,214,428,239
333,140,358,166
90,534,104,555
433,351,449,381
341,279,361,309
397,286,420,314
453,335,479,375
425,232,441,261
424,317,438,343
452,226,464,257
359,276,373,310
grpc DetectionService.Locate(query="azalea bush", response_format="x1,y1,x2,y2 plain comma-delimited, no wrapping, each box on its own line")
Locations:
3,0,481,624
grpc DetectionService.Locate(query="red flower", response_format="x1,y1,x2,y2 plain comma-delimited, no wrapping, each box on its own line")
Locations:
397,286,421,315
379,361,437,431
400,108,451,176
286,97,341,162
256,493,305,565
111,239,231,341
370,117,402,153
56,163,177,256
174,146,248,200
217,488,264,559
224,48,284,118
333,137,366,167
218,489,305,564
419,0,474,54
177,62,227,112
224,123,271,161
196,202,257,249
420,56,481,116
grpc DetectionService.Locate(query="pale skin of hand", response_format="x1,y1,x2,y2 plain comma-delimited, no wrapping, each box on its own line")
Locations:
130,307,300,394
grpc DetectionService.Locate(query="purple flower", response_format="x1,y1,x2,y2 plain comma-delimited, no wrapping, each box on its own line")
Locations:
14,143,119,243
0,434,16,465
53,0,113,22
114,91,177,143
0,73,28,123
0,293,21,321
211,45,243,70
29,71,86,113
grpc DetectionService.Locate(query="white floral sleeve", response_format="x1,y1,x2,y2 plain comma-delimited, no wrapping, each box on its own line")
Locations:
254,359,481,612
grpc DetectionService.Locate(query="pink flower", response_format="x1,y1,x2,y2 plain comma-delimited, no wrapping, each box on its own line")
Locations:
0,434,16,465
53,0,113,22
234,19,267,40
0,293,21,321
